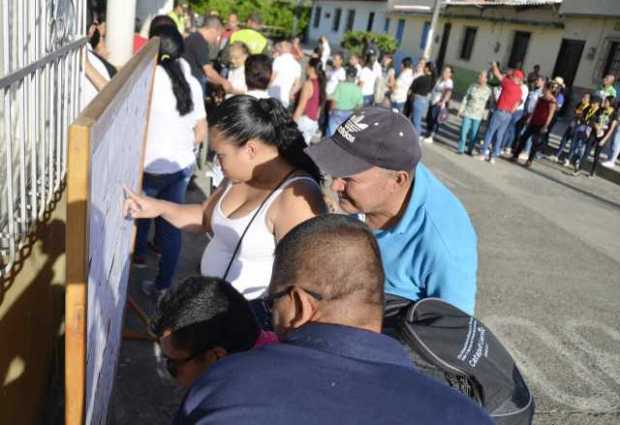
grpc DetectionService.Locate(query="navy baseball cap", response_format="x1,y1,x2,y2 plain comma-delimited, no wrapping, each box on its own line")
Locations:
305,107,421,177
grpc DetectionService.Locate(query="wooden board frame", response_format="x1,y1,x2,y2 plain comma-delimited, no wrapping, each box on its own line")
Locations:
65,39,159,425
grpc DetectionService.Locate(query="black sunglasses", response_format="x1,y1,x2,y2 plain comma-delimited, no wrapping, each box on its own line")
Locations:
264,285,323,310
163,349,208,378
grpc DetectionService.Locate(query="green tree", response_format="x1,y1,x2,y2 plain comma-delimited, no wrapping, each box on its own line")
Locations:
187,0,310,37
342,31,398,57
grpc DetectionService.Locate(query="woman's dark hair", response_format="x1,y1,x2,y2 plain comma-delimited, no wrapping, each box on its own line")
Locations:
402,57,413,69
157,26,193,116
425,61,437,84
307,57,327,108
148,14,177,38
209,96,323,183
245,54,272,90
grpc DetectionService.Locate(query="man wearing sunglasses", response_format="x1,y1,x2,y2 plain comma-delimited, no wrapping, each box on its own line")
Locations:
151,276,261,389
173,214,491,425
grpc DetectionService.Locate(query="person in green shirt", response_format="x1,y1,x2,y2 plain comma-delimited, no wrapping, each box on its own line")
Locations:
327,65,364,136
597,74,617,99
168,0,188,35
229,12,268,55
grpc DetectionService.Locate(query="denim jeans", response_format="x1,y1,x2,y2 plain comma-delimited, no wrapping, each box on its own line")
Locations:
513,125,545,162
425,104,443,137
481,110,512,158
135,166,193,289
411,95,429,137
604,126,620,163
577,136,605,175
391,101,405,114
328,109,353,136
568,136,588,165
501,109,524,150
363,95,374,107
555,125,575,158
458,116,482,154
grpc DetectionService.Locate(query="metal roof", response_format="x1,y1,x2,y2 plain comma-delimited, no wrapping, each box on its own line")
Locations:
444,0,562,5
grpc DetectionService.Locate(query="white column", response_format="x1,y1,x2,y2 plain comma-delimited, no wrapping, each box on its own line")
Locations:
106,0,137,66
423,0,441,60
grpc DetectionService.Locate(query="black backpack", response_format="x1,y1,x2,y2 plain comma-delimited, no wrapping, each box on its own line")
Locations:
384,297,535,425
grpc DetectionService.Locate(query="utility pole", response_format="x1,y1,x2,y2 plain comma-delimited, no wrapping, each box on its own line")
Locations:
106,0,137,66
423,0,442,60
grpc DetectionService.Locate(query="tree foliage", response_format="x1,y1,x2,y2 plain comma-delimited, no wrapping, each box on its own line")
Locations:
342,31,398,57
187,0,310,37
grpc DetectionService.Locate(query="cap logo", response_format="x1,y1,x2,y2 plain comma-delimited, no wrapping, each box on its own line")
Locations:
337,114,369,143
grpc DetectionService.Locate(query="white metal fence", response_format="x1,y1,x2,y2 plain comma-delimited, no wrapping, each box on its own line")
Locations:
1,0,87,277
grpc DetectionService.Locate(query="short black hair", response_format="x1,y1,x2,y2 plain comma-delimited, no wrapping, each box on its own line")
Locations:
345,65,357,80
203,15,222,30
245,54,272,90
401,57,413,69
271,215,384,308
152,276,260,355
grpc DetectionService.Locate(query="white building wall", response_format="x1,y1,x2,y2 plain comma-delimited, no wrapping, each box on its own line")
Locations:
308,1,387,45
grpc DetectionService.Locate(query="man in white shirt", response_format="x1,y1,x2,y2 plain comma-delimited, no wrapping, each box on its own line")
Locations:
326,53,346,95
269,41,302,108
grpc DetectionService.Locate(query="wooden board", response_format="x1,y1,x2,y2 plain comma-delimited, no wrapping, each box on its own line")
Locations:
65,39,159,425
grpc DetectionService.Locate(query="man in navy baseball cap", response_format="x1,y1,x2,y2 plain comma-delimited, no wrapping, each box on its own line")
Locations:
306,107,479,315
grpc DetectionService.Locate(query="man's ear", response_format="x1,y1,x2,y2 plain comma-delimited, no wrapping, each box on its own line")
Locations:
204,346,228,365
289,287,319,329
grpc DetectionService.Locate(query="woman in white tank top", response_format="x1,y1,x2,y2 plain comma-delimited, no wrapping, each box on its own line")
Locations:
124,96,326,302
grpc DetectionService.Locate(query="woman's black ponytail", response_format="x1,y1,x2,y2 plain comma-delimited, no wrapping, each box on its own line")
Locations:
308,57,327,109
157,26,193,116
209,96,323,184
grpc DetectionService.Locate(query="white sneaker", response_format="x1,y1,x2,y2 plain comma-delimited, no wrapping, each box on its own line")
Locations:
489,158,496,165
601,160,616,168
423,136,434,144
518,153,529,161
549,155,559,163
563,159,570,167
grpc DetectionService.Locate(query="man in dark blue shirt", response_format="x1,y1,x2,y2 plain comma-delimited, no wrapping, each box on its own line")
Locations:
173,215,492,425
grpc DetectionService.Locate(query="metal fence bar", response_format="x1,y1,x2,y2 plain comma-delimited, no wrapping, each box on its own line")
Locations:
0,0,87,277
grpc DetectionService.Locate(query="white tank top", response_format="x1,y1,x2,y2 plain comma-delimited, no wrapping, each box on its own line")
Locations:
201,176,319,300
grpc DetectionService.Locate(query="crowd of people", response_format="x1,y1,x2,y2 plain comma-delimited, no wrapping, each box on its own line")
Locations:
81,3,620,423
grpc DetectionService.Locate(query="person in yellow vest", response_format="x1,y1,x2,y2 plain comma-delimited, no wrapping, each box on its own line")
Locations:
230,12,268,55
168,0,188,35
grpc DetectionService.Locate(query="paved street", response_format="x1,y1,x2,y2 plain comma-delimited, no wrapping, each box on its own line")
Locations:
423,116,620,425
111,116,620,425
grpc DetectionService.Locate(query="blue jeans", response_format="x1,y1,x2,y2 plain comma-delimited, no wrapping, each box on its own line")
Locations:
481,110,512,158
392,101,405,114
458,117,482,154
555,125,576,158
568,136,588,165
363,95,374,106
604,126,620,163
501,109,524,150
328,109,353,136
135,166,193,289
411,95,429,137
425,104,443,137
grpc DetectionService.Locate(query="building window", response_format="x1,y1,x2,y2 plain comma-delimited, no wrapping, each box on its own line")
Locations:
367,12,375,32
384,17,390,33
346,9,355,32
460,27,477,61
508,31,531,69
332,8,342,32
313,6,322,29
420,21,430,49
396,19,406,46
604,41,620,78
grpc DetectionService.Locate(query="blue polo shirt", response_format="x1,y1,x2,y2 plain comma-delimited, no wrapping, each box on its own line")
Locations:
374,163,478,314
173,323,492,425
